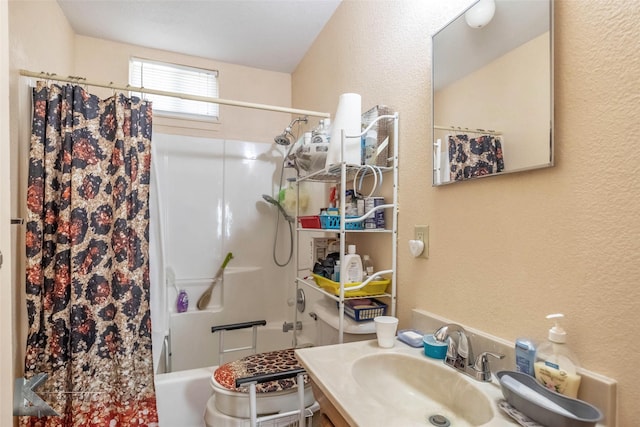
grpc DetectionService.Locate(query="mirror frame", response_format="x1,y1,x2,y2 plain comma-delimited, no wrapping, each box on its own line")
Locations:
432,0,554,186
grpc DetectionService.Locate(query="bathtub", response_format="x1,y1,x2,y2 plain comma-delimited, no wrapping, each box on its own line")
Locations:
155,367,213,427
155,320,298,427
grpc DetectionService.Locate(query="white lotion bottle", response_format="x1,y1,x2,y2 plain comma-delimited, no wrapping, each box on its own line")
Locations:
342,245,363,283
533,313,582,398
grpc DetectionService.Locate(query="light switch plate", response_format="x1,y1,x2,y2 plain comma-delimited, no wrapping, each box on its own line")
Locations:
414,225,429,258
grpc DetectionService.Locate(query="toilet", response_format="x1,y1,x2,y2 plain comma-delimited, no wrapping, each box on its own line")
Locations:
204,348,316,427
203,299,375,426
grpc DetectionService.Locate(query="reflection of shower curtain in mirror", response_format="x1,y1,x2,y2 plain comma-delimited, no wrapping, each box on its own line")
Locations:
22,81,158,426
448,134,504,181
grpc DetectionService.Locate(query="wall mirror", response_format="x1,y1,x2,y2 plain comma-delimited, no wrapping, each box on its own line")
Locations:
432,0,553,186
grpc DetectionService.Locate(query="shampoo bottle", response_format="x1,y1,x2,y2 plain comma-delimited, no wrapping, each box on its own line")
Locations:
332,260,341,282
342,245,363,283
515,338,536,376
534,313,582,398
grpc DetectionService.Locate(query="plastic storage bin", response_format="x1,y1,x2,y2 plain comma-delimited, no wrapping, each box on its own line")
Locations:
298,216,321,229
342,299,387,321
311,274,389,297
320,215,364,230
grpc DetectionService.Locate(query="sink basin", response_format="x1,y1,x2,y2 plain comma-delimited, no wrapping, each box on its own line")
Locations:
351,353,494,426
296,340,511,426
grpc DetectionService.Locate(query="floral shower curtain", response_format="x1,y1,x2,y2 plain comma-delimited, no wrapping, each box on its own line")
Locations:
22,81,158,426
448,134,504,181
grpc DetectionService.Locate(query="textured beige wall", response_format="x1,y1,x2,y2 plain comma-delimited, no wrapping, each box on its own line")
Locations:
293,1,639,425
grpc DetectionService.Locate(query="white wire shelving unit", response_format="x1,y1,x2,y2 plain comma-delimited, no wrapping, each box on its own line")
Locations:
294,113,399,344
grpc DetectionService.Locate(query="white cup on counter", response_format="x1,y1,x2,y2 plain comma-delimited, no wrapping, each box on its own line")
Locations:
374,316,399,348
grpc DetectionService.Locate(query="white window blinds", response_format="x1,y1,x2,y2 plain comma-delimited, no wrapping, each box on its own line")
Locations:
129,58,219,120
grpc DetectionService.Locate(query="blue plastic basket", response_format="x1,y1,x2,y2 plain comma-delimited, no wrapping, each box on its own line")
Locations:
320,215,364,230
342,298,387,321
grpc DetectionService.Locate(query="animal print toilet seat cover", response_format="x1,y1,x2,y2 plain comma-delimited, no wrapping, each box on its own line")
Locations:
213,348,309,393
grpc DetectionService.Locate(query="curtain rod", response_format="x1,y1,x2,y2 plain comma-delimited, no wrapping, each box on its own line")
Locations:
434,125,502,136
19,69,331,119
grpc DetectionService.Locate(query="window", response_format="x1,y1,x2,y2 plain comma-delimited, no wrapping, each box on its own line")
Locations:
129,58,219,120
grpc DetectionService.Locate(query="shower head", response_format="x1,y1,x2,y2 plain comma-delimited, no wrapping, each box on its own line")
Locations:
274,132,293,146
274,116,309,146
262,194,295,223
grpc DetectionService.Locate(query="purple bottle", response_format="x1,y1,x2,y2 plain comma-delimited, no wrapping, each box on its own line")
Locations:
176,289,189,313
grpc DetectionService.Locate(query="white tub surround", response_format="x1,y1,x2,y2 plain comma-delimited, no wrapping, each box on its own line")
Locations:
149,133,323,373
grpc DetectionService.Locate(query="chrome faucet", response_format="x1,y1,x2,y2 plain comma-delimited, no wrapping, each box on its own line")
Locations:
433,323,504,382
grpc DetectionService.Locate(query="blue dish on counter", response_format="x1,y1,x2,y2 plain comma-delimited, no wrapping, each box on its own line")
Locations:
396,329,424,347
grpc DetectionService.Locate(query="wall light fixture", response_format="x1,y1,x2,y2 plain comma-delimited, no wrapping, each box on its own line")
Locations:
465,0,496,28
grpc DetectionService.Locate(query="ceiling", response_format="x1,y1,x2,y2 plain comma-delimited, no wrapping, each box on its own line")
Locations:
57,0,548,85
56,0,342,74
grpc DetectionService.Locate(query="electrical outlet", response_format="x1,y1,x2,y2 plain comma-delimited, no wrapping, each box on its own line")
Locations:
414,225,429,258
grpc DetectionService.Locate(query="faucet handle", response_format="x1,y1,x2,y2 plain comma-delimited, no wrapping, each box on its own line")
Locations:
473,351,505,382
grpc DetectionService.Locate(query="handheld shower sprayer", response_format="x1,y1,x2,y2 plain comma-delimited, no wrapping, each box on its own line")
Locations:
266,116,307,267
274,116,308,146
262,194,295,223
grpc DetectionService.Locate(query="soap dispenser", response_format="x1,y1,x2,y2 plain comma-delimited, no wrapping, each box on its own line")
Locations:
533,313,582,398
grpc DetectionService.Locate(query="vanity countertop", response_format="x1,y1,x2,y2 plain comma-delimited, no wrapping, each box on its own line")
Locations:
295,339,520,426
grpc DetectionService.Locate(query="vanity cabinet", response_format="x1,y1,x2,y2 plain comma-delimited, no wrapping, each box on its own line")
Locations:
311,379,350,427
294,113,398,343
